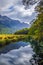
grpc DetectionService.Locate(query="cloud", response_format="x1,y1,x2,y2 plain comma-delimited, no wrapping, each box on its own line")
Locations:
0,0,39,24
0,0,13,9
0,43,35,65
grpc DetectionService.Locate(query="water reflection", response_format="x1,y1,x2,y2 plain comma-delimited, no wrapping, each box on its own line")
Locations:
0,41,29,54
0,41,35,65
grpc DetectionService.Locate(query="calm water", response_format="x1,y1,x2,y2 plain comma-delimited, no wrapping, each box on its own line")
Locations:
0,41,29,54
0,41,35,65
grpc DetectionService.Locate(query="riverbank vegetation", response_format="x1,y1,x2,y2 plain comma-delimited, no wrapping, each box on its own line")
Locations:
0,34,28,47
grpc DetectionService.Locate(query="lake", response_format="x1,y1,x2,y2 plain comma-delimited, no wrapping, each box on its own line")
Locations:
0,41,35,65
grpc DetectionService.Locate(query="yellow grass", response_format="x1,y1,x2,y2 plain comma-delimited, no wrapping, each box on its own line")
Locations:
0,34,28,46
0,34,27,39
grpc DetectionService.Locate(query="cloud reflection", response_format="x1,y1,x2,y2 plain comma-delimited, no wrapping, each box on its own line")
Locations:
0,44,35,65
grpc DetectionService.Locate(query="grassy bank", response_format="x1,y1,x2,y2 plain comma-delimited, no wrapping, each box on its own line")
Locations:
0,34,28,47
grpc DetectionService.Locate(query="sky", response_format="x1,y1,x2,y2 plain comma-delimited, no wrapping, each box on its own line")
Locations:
0,0,39,24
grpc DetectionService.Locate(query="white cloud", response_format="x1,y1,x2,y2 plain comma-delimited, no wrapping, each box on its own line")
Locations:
0,43,35,65
0,0,13,9
0,0,39,24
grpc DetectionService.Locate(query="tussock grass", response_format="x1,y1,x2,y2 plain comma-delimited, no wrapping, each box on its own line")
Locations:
0,34,28,47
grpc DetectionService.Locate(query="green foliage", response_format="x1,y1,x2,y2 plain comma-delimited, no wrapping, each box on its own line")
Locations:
28,2,43,44
0,40,6,47
15,28,29,34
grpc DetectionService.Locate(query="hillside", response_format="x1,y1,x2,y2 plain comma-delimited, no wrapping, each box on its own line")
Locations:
15,0,43,45
0,15,29,34
28,0,43,43
15,28,29,34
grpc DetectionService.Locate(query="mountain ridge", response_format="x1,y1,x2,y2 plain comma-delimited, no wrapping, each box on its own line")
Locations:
0,15,29,33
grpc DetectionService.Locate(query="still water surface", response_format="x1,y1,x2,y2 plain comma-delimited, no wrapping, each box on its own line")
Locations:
0,41,35,65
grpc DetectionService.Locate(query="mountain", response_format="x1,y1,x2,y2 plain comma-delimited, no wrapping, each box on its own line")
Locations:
0,15,29,33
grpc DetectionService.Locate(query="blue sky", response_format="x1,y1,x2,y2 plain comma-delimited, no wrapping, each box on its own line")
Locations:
0,0,39,24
